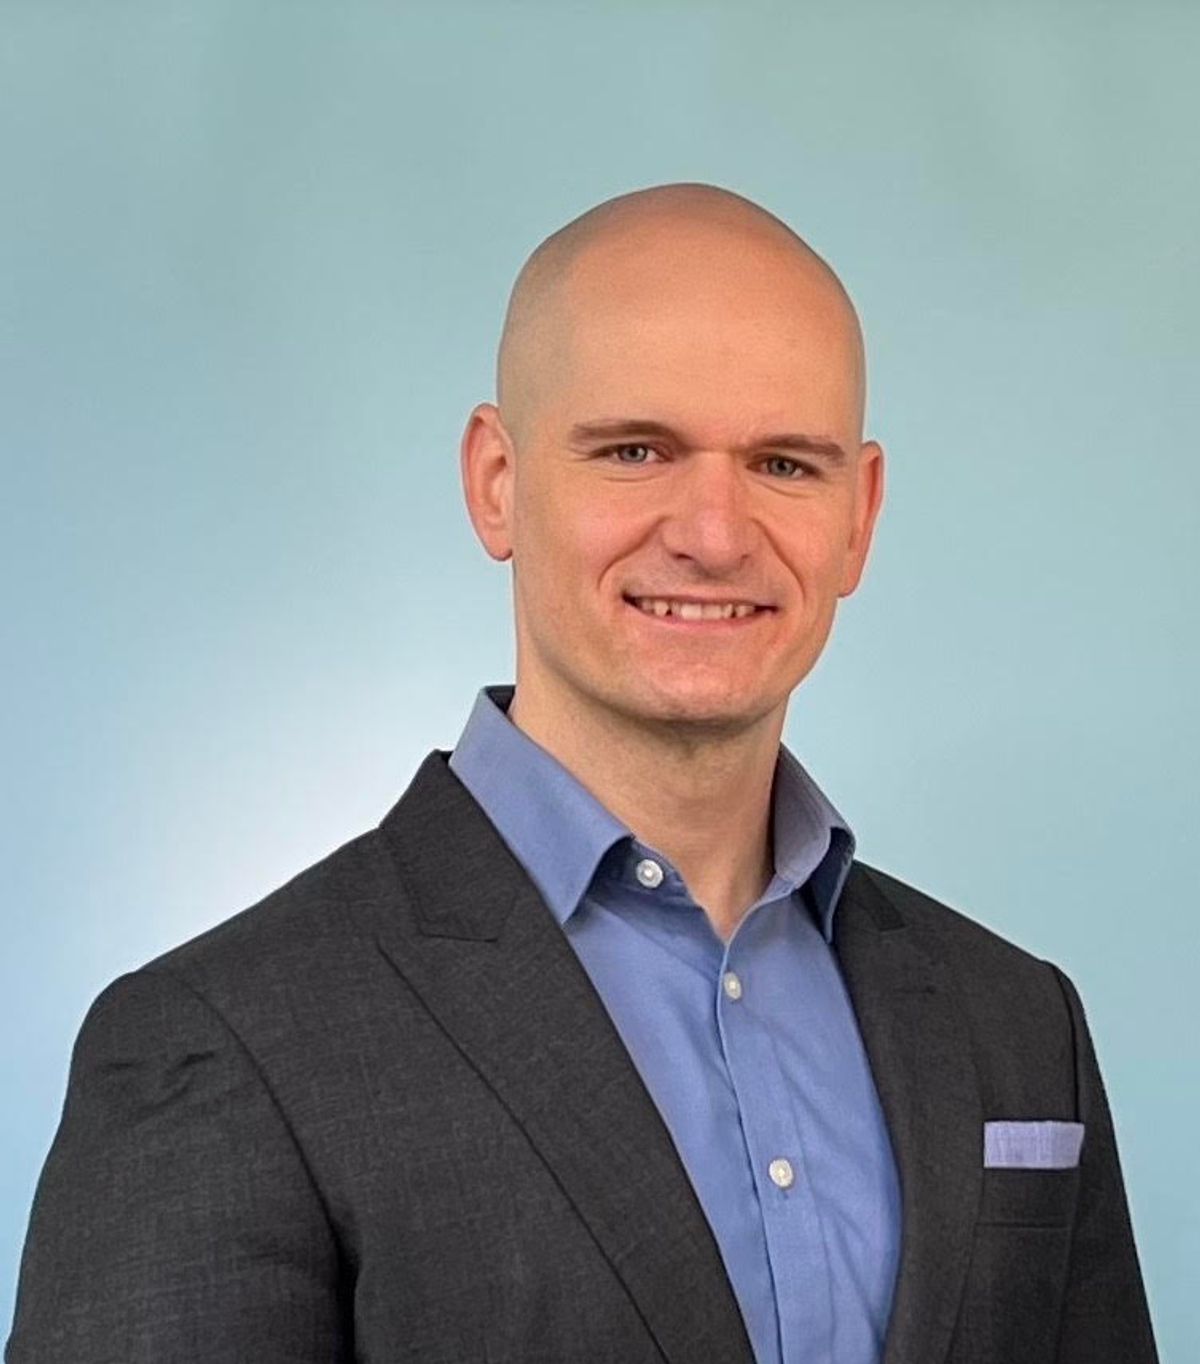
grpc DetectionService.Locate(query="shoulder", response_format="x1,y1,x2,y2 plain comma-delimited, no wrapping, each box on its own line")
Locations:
92,825,401,1045
855,859,1047,963
850,858,1080,1034
58,817,426,1147
151,826,388,969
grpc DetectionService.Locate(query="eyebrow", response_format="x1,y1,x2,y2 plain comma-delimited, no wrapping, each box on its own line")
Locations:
566,418,848,465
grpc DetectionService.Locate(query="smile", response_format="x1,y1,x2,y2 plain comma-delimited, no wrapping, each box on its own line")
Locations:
624,596,771,622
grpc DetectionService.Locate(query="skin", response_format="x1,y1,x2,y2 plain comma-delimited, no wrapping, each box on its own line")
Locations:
461,183,884,941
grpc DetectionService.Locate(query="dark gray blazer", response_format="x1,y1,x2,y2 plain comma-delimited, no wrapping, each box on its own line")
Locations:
7,750,1158,1363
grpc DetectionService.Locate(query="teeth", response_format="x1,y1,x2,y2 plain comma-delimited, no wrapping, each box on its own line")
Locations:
631,598,761,620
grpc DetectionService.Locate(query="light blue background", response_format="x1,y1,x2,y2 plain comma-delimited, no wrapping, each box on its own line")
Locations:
3,2,1196,1354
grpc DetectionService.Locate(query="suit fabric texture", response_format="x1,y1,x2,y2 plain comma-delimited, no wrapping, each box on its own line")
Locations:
7,750,1158,1363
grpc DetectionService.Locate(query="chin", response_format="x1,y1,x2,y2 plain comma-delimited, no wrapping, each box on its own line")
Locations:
612,675,774,732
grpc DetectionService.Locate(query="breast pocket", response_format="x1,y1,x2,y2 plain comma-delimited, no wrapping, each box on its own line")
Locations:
951,1168,1081,1364
975,1165,1081,1228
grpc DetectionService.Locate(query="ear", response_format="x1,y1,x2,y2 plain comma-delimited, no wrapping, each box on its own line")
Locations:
460,402,516,563
838,439,885,597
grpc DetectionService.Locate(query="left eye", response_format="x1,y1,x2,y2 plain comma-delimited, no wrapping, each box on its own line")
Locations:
762,455,806,478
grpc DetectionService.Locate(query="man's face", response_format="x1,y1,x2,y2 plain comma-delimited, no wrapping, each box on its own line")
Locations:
474,222,883,735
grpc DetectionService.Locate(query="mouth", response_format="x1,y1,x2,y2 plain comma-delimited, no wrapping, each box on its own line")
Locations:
621,594,776,627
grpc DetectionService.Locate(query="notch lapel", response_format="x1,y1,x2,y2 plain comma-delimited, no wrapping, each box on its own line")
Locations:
834,864,982,1364
374,752,755,1364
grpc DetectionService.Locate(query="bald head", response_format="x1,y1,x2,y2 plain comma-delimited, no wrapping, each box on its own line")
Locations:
495,182,866,451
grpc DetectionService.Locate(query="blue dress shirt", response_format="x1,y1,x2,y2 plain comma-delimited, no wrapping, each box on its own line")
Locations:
448,684,901,1364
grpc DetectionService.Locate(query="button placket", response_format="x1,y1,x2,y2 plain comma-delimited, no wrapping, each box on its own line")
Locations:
713,904,833,1359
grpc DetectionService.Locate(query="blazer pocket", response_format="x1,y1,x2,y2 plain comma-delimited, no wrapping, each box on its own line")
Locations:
975,1165,1081,1228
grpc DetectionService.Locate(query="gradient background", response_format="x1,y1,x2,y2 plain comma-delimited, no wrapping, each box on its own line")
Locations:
3,1,1196,1354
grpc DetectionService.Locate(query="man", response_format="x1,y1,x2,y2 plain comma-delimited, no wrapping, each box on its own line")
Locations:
7,183,1157,1363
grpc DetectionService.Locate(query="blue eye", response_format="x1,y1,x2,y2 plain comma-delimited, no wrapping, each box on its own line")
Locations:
608,444,656,464
763,456,813,479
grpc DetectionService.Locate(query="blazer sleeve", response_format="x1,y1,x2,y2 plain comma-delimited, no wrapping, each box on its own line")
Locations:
1049,964,1158,1364
5,969,349,1363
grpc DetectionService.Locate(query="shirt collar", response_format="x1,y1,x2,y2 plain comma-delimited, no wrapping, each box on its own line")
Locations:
448,684,856,941
448,685,628,928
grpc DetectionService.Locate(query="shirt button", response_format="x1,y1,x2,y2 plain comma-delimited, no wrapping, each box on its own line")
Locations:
722,971,743,1001
635,858,664,889
768,1158,795,1190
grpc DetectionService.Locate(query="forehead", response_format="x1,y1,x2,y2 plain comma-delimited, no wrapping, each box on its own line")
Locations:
547,236,861,437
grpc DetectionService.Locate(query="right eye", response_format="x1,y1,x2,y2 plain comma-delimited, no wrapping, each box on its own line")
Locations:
600,444,662,465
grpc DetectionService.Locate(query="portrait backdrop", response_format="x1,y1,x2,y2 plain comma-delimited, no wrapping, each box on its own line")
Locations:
2,2,1196,1354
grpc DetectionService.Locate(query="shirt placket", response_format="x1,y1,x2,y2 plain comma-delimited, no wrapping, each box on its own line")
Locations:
716,913,836,1364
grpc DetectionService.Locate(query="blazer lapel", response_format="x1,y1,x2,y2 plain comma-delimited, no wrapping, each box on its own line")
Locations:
834,864,982,1364
373,752,755,1364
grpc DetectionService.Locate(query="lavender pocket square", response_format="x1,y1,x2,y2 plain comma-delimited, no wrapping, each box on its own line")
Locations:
983,1120,1085,1169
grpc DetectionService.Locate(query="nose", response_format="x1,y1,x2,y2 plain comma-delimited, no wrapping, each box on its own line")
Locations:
658,451,757,574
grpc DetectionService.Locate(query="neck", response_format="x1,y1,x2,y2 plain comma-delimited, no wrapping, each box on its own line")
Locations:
507,673,786,941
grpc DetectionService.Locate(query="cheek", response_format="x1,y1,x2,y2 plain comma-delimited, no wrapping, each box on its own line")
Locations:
519,485,633,589
776,515,848,587
571,505,632,576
